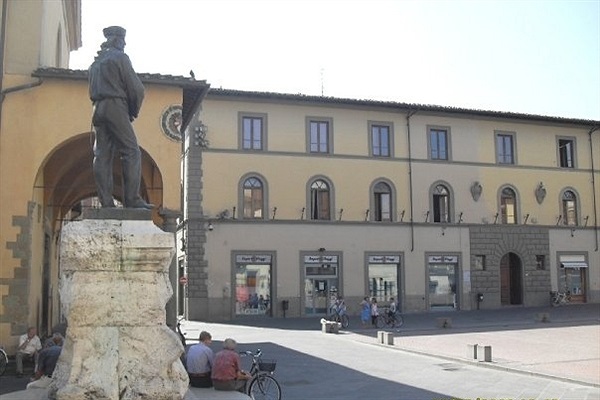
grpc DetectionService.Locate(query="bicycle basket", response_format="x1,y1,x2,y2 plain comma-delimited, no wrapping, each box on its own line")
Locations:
258,359,276,372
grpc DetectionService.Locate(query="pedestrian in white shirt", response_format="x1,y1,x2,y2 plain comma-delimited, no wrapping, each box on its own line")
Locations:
16,327,42,377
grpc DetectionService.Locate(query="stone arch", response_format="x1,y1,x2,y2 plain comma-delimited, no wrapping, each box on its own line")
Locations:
9,132,167,335
36,132,164,231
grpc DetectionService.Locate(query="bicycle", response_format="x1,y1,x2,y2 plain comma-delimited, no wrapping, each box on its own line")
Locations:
239,349,281,400
550,290,571,306
328,303,349,329
176,318,187,347
376,308,404,329
0,346,8,376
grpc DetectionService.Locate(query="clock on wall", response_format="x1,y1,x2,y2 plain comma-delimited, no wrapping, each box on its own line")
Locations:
160,105,183,141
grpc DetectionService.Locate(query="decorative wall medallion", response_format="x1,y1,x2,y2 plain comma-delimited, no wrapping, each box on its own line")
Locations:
470,181,483,201
160,105,183,141
535,182,546,204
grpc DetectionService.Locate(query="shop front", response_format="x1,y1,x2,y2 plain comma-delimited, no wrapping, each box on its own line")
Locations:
558,254,588,303
234,253,274,316
303,254,340,315
427,254,459,311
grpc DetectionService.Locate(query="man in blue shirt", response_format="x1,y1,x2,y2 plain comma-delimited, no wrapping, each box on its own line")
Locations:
186,331,214,388
26,333,63,389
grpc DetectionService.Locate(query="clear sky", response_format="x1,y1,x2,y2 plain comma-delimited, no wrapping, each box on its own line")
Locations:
69,0,600,121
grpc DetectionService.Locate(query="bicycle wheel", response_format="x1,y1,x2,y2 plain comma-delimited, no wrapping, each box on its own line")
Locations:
394,315,404,328
341,314,349,329
0,350,7,376
248,374,281,400
375,315,385,329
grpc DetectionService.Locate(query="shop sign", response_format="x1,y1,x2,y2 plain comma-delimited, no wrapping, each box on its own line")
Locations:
428,255,458,264
236,254,272,263
368,255,400,264
304,255,338,263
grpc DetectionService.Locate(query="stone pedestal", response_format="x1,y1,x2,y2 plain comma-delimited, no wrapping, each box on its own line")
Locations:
49,210,188,400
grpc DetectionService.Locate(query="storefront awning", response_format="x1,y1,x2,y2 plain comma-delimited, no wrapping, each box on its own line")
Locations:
561,262,588,269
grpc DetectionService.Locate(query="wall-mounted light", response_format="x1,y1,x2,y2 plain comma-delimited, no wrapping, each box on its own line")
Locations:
207,222,214,231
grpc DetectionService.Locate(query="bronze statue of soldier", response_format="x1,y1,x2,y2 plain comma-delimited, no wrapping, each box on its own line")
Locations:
88,26,153,209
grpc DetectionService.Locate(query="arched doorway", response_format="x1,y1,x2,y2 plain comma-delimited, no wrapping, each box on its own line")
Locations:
33,133,165,334
500,252,523,305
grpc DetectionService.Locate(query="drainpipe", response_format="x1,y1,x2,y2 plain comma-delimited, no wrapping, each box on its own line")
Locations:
0,0,7,132
588,125,600,251
406,109,417,251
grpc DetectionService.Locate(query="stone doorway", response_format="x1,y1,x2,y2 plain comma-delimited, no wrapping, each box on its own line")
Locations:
500,252,523,305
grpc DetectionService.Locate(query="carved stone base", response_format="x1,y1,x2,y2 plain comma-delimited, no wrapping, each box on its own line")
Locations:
49,214,188,400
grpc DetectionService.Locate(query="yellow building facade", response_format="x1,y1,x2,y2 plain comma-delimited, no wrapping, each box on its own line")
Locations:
1,0,599,355
180,91,599,321
0,0,208,353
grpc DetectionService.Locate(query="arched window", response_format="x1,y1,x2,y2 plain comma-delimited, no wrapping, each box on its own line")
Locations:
373,182,392,221
500,187,517,224
432,184,451,223
310,179,330,220
562,190,578,226
243,177,264,219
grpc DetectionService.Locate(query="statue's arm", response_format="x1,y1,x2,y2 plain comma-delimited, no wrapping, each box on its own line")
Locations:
119,54,145,119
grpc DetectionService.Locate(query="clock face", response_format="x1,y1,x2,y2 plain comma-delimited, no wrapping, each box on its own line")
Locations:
160,105,183,141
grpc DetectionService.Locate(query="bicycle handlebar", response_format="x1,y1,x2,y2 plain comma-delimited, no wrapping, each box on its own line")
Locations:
240,349,262,358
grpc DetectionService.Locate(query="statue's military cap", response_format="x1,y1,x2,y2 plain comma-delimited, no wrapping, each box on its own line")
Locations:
103,26,126,38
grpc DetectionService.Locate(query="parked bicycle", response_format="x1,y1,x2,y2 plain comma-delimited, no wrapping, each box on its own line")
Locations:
176,317,187,347
376,307,404,329
0,346,8,376
328,299,349,329
550,290,571,306
239,349,281,400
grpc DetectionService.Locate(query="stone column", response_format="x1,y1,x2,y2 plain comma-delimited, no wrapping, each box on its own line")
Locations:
159,207,180,331
49,209,188,400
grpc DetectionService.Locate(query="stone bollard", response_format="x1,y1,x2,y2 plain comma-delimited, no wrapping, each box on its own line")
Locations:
377,331,394,345
467,344,478,360
321,319,340,334
476,345,492,362
382,332,394,345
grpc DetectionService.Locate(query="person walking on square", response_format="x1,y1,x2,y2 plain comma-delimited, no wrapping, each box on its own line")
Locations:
16,327,42,378
186,331,214,388
88,25,153,209
360,297,371,328
371,298,379,327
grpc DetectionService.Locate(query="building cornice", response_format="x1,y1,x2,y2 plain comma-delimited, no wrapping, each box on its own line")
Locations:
31,68,599,128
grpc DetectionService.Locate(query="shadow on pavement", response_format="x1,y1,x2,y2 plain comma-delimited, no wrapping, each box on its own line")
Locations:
228,340,451,400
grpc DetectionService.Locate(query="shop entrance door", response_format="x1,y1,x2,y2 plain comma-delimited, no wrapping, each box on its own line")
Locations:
304,278,338,315
303,254,339,315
